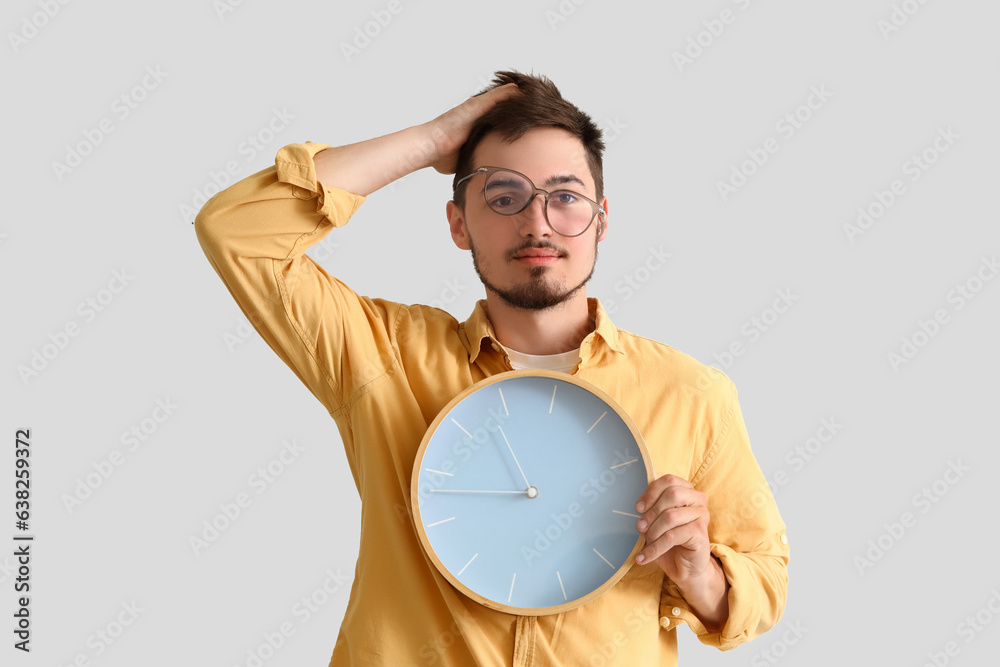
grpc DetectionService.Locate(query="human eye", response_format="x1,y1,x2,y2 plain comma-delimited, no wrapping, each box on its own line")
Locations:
551,191,582,206
490,194,520,211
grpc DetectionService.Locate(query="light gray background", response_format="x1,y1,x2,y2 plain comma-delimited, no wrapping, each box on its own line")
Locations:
3,1,999,665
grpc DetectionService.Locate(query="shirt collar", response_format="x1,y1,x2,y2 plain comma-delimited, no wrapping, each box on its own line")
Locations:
459,297,624,364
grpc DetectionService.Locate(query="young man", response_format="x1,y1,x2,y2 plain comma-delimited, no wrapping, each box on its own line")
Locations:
195,71,788,666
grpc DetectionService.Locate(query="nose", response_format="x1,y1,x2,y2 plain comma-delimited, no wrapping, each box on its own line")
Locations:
514,194,553,237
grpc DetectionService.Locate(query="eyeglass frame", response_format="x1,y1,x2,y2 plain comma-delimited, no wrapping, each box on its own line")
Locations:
455,166,606,238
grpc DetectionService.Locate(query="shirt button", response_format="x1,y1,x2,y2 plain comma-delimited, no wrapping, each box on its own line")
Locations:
659,616,671,628
671,607,682,616
780,534,788,545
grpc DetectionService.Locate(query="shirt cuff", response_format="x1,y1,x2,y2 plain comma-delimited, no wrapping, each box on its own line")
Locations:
659,539,787,650
274,141,365,227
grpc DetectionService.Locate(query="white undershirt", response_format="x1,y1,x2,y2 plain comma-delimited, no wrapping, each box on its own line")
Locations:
504,346,582,373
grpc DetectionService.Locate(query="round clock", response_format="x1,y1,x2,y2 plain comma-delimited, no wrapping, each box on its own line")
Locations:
410,369,655,615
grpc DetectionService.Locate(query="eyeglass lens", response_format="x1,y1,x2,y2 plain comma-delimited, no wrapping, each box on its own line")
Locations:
484,170,595,236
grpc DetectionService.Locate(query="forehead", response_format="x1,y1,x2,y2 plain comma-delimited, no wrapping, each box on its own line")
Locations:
471,127,595,193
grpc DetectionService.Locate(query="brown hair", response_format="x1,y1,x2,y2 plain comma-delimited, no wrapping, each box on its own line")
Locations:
452,70,605,211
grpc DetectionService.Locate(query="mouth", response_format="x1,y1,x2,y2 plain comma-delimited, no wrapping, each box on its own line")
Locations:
514,251,561,266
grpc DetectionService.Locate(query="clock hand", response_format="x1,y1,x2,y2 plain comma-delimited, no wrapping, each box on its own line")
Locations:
496,424,532,491
427,489,533,495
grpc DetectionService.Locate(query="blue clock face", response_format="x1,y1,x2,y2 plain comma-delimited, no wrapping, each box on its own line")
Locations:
411,369,654,615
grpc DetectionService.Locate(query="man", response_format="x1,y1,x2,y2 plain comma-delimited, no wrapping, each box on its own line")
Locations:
195,70,788,666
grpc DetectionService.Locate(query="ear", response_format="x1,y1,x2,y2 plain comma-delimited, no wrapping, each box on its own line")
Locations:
446,200,471,250
597,196,609,242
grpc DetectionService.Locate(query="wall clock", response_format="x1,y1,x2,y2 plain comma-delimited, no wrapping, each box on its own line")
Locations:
411,369,655,615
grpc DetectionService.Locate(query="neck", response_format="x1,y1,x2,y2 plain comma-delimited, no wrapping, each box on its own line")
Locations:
484,290,594,355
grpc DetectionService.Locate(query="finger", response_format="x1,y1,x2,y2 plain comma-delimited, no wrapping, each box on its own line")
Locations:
660,473,693,489
634,473,694,513
644,506,705,541
474,81,520,99
441,84,519,135
636,505,702,538
466,83,519,116
465,83,520,116
636,524,698,564
650,485,705,514
636,515,705,564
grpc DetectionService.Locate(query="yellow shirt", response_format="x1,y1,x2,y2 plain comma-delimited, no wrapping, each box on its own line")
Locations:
194,141,789,667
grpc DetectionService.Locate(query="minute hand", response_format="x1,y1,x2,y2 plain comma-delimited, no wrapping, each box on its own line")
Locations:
497,424,531,490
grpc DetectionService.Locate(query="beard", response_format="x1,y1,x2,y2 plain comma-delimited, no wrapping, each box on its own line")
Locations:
468,233,599,311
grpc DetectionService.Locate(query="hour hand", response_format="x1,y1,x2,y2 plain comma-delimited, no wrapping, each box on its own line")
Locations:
427,488,534,496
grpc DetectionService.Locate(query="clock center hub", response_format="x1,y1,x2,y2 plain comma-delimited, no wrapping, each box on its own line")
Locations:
527,486,539,499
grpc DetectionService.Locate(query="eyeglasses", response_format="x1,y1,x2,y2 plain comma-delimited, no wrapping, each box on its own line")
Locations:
456,166,605,237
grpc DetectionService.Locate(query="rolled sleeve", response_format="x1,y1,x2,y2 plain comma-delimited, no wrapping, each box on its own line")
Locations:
275,142,360,225
659,374,790,649
194,141,400,420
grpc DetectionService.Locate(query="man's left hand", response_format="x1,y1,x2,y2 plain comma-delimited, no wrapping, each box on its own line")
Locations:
634,473,731,631
633,473,712,582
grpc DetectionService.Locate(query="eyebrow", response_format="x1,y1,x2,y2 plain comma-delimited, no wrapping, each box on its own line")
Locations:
482,173,588,192
543,174,587,190
485,177,528,190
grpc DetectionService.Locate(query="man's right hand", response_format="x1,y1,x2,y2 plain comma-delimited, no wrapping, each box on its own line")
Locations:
422,82,521,175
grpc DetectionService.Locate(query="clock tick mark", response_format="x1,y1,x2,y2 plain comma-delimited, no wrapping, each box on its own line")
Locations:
424,468,454,476
498,387,510,416
612,509,641,518
549,384,557,414
610,458,638,470
451,418,473,439
508,573,516,602
587,411,608,433
557,571,567,600
457,553,478,576
426,516,455,527
593,548,615,569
